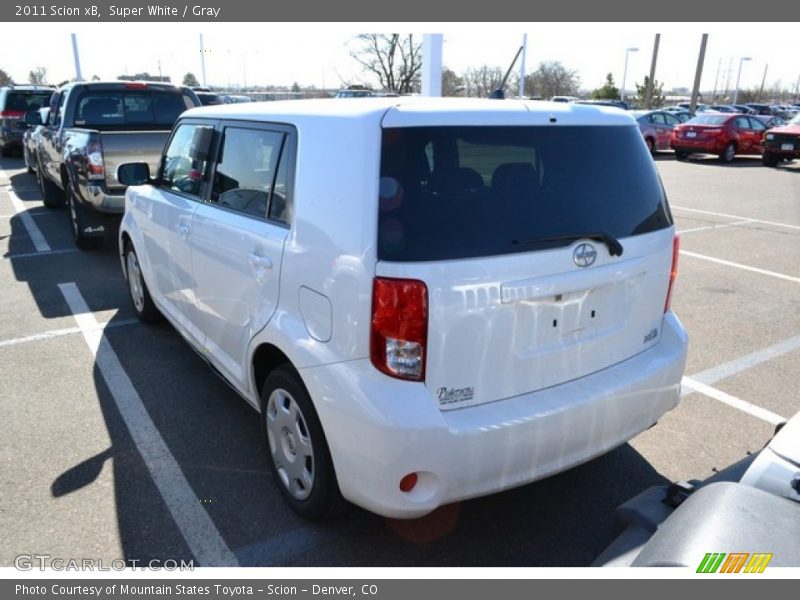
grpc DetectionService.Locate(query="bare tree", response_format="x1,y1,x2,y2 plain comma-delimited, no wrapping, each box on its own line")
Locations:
28,67,47,85
462,65,507,98
0,68,13,86
349,34,422,93
524,61,580,99
442,68,464,97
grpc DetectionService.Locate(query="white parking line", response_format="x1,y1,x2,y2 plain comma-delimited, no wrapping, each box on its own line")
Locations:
680,250,800,284
677,219,753,235
0,319,138,349
2,248,79,260
57,282,239,567
0,168,52,253
682,377,786,426
685,334,800,389
671,205,800,232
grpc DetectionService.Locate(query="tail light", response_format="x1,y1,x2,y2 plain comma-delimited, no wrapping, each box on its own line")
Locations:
0,110,25,119
124,83,148,90
84,138,105,181
664,234,680,313
371,277,428,381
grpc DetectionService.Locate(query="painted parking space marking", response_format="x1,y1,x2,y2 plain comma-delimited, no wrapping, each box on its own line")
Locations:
677,219,753,235
58,282,239,567
684,334,800,391
2,248,79,260
680,250,800,284
6,188,51,252
682,377,786,426
671,205,800,232
1,169,50,252
0,318,138,349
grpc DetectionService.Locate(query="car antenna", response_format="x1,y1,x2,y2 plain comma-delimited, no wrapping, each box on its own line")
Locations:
489,45,524,100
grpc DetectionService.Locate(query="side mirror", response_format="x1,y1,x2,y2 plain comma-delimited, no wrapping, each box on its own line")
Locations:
117,162,151,186
189,126,215,161
24,110,43,127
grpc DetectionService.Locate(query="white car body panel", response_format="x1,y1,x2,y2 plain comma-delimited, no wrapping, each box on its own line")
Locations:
120,97,688,517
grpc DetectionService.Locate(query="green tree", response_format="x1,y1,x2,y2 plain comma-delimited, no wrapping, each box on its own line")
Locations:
28,67,47,85
593,73,620,100
0,68,13,86
183,72,200,87
524,61,580,99
635,76,665,108
291,81,301,93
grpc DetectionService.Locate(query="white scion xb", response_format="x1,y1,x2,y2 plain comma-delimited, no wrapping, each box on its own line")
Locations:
117,97,688,519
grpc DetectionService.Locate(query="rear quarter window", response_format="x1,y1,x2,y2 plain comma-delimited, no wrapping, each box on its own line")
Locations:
378,125,672,262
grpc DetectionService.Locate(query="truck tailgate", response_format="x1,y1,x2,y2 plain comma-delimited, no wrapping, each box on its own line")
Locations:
100,130,170,189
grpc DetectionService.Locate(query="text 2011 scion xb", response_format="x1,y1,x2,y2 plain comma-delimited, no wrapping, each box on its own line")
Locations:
117,98,688,519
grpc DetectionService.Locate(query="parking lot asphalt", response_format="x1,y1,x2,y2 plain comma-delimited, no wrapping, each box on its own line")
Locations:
1,153,798,567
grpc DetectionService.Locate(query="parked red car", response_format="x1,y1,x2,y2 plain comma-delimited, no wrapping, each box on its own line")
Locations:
670,114,767,162
762,113,800,167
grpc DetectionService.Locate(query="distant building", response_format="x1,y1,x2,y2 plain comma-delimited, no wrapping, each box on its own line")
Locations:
118,73,172,83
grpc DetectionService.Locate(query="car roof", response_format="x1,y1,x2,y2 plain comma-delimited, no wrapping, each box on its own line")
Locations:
183,97,636,127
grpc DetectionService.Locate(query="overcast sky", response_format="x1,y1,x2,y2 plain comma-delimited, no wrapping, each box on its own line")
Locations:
1,22,798,96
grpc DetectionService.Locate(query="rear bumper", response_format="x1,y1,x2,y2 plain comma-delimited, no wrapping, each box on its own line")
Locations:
671,139,725,154
78,183,126,214
300,312,688,518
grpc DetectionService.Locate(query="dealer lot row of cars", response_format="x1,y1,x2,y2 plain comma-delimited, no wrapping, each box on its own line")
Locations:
2,81,798,567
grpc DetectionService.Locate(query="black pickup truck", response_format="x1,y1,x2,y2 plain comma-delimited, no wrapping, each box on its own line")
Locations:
29,81,200,249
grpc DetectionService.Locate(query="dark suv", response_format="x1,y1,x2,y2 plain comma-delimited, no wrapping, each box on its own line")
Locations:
0,85,54,156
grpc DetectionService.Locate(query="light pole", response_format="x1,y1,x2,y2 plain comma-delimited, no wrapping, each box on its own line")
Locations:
732,56,751,105
620,47,638,106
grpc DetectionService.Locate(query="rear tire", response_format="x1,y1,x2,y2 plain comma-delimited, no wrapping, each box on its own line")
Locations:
719,142,736,163
38,166,66,209
124,242,161,323
674,151,689,161
762,151,779,167
261,365,344,520
67,186,102,250
646,137,655,155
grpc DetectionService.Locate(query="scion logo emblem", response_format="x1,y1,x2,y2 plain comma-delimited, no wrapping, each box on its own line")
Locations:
573,243,597,268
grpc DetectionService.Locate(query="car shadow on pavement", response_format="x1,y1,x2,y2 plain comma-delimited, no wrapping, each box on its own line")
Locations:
60,310,673,567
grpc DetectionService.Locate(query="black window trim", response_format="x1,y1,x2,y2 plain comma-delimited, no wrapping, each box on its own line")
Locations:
156,117,221,203
202,118,297,229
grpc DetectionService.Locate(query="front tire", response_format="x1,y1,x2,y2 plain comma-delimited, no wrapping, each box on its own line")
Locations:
762,151,779,167
261,365,343,520
674,150,689,161
124,242,161,323
646,137,655,155
719,142,736,163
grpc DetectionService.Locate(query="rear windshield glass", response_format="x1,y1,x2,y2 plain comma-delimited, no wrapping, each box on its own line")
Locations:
378,125,671,262
73,91,194,129
6,92,53,113
688,115,730,125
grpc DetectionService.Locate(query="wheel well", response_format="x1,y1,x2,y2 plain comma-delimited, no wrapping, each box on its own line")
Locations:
252,344,292,402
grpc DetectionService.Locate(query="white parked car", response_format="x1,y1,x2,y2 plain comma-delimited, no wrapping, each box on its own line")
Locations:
117,98,688,519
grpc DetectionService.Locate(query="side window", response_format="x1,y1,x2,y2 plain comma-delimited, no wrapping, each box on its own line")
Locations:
664,113,680,126
160,123,208,198
651,113,665,125
734,116,750,130
48,93,65,126
748,117,766,131
210,127,284,219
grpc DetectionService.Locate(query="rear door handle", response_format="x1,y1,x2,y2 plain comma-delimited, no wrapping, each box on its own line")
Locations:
248,253,273,270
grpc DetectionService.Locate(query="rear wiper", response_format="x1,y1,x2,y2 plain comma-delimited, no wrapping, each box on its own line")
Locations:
512,232,624,257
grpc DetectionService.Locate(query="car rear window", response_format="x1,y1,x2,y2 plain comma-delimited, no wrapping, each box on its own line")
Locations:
73,90,195,129
5,92,53,114
378,125,672,262
689,115,731,125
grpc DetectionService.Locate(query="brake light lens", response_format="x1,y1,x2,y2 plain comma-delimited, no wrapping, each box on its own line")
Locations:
124,83,148,90
664,234,680,313
0,110,25,119
85,139,105,181
371,277,428,381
